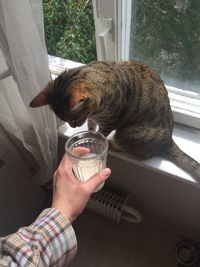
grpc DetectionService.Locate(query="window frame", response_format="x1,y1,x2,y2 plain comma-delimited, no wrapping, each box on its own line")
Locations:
92,0,200,130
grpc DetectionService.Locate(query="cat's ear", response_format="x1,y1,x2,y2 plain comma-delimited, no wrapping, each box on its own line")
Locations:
29,80,54,107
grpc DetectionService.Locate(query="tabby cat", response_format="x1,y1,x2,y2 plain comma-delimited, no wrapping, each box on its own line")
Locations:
30,60,200,179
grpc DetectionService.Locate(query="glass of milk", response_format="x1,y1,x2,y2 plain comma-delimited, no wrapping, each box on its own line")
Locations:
65,130,108,192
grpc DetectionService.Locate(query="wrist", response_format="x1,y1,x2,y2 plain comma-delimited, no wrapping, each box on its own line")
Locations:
51,202,76,223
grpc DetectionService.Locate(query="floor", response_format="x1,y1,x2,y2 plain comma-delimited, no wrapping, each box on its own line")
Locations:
68,210,187,267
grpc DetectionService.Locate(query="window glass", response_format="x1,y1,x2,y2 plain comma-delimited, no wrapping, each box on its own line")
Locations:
43,0,96,63
129,0,200,95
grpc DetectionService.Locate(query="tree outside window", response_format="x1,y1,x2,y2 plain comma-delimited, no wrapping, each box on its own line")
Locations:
43,0,97,63
130,0,200,93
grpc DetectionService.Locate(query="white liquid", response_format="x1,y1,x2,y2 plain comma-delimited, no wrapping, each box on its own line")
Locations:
73,153,105,192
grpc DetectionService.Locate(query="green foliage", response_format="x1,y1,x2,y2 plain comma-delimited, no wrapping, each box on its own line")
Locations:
130,0,200,90
43,0,97,63
43,0,199,90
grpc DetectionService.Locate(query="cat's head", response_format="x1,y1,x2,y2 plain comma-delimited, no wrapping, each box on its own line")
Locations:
29,68,100,127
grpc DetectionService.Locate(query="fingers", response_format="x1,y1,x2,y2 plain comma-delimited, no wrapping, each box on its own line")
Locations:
70,146,90,157
59,147,90,172
56,153,111,193
56,154,74,178
59,154,73,168
82,168,111,193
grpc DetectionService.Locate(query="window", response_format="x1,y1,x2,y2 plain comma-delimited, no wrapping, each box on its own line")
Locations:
43,0,200,129
43,0,96,64
130,0,200,94
93,0,200,129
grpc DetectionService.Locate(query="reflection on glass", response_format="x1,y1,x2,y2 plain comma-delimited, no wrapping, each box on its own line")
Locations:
129,0,200,94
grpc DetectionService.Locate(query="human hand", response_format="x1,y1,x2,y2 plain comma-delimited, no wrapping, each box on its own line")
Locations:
51,151,111,223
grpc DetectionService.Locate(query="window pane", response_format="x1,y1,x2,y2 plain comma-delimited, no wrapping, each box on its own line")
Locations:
43,0,96,64
129,0,200,94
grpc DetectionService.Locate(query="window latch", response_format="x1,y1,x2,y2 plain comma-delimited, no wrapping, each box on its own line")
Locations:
98,17,113,60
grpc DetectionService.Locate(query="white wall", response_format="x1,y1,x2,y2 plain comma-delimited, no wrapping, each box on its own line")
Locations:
107,151,200,240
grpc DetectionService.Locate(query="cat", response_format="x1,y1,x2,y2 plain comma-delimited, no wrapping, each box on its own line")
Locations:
30,60,200,179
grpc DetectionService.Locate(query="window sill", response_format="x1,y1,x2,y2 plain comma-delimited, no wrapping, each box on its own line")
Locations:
168,87,200,129
48,55,83,79
58,121,200,188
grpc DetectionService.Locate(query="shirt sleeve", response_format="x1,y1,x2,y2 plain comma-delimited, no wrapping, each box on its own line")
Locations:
0,208,77,267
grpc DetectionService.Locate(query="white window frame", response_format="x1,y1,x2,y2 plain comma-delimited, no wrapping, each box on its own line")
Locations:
92,0,200,130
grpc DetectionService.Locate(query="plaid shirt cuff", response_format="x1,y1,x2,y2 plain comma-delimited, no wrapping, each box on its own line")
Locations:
0,208,77,267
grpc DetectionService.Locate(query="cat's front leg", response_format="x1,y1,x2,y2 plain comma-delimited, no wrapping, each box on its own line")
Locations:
108,139,122,152
98,125,114,138
87,118,98,131
98,126,120,151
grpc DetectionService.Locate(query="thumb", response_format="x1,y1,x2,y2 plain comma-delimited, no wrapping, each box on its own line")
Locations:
83,168,111,193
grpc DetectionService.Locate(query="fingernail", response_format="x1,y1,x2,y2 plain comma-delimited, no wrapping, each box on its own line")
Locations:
103,168,111,178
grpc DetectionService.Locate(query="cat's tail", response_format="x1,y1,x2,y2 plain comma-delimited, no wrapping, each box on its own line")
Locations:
163,140,200,181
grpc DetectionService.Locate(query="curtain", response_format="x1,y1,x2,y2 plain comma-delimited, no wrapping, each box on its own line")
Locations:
0,0,58,185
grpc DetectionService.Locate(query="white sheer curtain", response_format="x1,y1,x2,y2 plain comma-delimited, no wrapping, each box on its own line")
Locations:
0,0,58,185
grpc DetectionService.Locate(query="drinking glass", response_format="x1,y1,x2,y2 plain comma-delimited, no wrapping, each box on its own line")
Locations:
65,130,108,192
